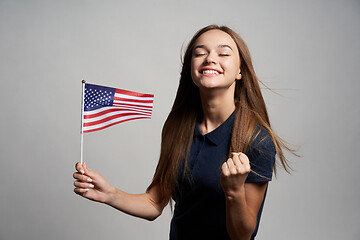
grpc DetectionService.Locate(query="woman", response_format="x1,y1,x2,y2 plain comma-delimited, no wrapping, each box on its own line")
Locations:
73,25,291,240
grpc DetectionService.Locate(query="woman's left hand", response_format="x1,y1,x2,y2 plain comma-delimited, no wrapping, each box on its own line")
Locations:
220,152,251,197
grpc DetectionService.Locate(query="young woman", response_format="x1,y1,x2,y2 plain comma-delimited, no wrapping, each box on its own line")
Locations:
73,25,291,240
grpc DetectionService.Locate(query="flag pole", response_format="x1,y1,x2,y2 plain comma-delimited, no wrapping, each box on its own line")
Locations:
80,80,86,165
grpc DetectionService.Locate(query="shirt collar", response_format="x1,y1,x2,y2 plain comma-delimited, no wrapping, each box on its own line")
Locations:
194,110,236,146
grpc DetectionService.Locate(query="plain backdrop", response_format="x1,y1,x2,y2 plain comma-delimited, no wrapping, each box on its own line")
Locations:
0,0,359,239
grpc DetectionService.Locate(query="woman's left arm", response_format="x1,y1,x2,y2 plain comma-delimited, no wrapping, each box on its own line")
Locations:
220,152,268,240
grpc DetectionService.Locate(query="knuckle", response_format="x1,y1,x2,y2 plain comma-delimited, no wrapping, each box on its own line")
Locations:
221,169,229,176
240,153,249,161
74,181,81,187
240,167,250,174
82,175,89,182
239,169,247,175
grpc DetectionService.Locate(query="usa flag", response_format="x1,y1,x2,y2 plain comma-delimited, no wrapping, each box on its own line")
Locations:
82,83,154,133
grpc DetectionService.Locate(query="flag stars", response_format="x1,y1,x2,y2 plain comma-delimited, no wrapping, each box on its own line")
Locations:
84,85,116,111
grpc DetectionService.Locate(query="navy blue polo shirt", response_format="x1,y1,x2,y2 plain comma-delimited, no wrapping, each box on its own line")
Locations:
170,111,276,240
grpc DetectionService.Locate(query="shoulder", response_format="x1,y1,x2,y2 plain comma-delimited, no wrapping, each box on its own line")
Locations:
249,126,276,154
245,126,276,182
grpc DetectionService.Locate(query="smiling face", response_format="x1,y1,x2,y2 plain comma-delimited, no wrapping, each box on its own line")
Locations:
191,29,242,92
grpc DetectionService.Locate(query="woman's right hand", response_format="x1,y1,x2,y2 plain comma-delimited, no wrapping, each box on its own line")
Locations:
73,162,116,204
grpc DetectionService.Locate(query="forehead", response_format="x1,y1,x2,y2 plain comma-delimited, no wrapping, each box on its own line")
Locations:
194,29,238,50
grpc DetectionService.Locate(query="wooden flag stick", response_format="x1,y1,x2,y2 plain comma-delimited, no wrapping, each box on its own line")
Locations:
80,80,86,164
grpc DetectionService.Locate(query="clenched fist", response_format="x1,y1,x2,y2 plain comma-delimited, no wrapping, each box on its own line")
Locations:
220,152,251,197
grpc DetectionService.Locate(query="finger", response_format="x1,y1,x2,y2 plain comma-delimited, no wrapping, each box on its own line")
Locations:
231,152,242,167
231,153,244,174
73,172,93,183
82,162,87,174
239,153,251,174
74,187,90,195
75,162,85,174
239,153,249,165
238,153,251,173
226,158,237,175
74,180,95,189
221,162,230,176
231,152,251,174
82,163,97,179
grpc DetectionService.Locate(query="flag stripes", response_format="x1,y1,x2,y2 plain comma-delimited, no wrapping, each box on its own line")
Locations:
83,83,154,133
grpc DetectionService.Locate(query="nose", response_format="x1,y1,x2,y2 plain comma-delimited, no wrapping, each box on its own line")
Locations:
206,52,217,64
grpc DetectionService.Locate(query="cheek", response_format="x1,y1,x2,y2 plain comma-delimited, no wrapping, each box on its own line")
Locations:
190,59,199,79
191,58,199,70
224,59,240,76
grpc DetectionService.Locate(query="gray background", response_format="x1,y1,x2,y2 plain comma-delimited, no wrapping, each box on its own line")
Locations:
0,0,359,239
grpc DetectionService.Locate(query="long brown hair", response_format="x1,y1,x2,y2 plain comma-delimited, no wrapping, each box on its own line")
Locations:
148,25,292,203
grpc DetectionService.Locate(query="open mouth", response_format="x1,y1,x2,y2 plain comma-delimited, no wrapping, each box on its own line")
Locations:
201,69,221,74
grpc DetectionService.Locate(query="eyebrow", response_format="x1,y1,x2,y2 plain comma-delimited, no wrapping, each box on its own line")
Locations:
194,44,233,51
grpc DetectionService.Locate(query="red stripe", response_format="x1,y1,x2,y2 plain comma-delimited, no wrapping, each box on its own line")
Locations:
113,96,153,104
84,112,151,127
83,117,150,133
84,108,151,119
112,102,153,110
115,88,154,98
111,105,152,113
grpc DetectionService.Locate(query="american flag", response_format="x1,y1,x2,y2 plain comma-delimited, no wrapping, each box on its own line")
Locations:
82,83,154,133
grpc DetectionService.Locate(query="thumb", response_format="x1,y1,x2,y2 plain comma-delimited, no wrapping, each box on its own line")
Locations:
82,162,97,179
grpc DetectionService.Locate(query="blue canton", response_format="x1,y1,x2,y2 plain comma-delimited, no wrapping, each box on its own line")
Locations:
84,84,116,111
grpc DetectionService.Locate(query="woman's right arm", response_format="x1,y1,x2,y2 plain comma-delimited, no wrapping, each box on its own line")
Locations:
73,162,168,221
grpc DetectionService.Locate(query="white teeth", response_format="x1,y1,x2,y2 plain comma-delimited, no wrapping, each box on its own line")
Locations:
203,70,219,74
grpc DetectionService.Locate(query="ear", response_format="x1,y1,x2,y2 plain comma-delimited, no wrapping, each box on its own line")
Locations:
235,70,242,80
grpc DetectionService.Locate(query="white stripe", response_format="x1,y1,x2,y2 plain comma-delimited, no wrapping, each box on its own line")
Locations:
115,92,154,101
113,100,153,107
112,103,152,112
84,110,151,123
110,105,152,114
83,114,150,132
85,106,152,116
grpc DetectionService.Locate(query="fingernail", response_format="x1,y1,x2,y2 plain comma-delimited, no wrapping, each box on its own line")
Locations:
80,169,85,174
89,184,94,188
87,178,93,182
84,188,89,192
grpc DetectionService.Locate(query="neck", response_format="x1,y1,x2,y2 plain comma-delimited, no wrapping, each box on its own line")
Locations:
198,88,236,135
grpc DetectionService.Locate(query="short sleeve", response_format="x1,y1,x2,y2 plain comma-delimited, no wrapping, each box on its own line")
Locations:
245,128,276,183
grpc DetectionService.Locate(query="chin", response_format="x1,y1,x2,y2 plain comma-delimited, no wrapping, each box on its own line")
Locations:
196,83,219,90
